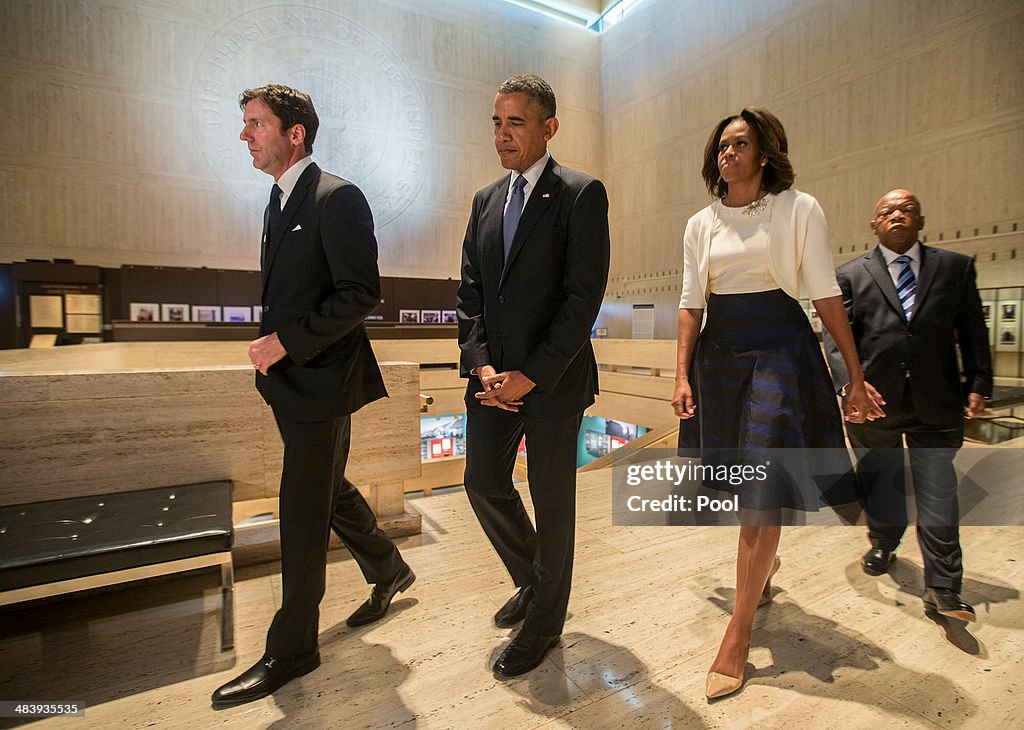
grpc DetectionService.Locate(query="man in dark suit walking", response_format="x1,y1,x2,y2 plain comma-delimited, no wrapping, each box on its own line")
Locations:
457,74,610,676
825,188,991,622
212,84,413,709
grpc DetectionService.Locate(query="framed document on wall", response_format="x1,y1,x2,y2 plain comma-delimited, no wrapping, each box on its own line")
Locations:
130,302,159,322
30,295,64,328
995,301,1021,352
66,293,103,333
223,306,252,322
65,293,101,315
191,305,222,322
161,303,190,322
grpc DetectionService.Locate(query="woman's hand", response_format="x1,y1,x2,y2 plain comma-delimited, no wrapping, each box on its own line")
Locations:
672,379,697,419
673,308,703,420
843,381,885,423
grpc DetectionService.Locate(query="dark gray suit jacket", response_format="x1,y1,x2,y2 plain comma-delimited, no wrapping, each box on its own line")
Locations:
456,157,610,415
824,244,992,426
257,162,387,422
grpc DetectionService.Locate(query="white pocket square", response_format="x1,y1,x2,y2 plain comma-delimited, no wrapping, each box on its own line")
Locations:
291,224,302,232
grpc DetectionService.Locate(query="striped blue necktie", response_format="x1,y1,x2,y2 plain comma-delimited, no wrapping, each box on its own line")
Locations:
894,254,916,318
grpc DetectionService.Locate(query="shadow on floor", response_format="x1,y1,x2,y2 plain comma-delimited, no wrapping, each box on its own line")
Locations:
707,582,979,724
493,631,709,728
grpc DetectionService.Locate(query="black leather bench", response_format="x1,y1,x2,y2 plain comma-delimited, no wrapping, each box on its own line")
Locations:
0,481,235,650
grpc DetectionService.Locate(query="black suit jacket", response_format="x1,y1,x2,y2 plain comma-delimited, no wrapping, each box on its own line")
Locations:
825,244,992,426
257,162,387,422
456,157,610,415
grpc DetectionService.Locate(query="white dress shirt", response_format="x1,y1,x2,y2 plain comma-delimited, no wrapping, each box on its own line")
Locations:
275,155,315,209
504,151,550,214
878,240,922,287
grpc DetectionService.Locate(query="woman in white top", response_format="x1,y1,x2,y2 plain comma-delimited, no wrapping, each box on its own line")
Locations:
672,108,883,700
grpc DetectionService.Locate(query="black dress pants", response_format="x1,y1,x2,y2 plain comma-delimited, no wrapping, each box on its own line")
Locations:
266,412,405,658
844,382,964,592
464,402,582,636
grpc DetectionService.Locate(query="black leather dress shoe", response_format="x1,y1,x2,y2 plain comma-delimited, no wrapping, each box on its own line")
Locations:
923,587,976,622
861,547,896,576
211,651,320,710
347,564,415,627
492,632,559,677
494,586,534,628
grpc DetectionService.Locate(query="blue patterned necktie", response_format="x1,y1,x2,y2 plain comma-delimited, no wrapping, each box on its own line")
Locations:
503,175,527,260
894,254,916,319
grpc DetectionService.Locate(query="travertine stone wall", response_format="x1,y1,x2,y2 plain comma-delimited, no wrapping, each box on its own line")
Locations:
0,343,420,515
2,0,1021,340
598,0,1024,337
0,0,602,279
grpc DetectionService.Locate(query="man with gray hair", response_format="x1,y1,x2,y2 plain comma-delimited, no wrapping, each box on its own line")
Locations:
457,74,610,676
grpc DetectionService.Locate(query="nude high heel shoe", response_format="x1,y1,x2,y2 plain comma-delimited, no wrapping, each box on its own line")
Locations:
706,670,743,700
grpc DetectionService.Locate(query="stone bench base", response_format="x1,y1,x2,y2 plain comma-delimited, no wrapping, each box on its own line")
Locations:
0,481,235,650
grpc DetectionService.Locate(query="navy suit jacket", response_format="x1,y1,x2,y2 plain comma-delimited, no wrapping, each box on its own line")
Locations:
456,157,610,416
257,162,387,422
825,244,992,426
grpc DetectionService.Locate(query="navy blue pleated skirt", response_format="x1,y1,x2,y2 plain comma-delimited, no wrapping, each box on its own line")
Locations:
678,289,856,511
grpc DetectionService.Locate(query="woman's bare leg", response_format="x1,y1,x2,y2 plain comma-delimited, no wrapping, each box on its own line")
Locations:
709,514,781,680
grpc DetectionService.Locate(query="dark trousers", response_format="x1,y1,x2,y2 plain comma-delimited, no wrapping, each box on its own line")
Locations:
464,403,582,635
266,412,405,658
845,382,964,592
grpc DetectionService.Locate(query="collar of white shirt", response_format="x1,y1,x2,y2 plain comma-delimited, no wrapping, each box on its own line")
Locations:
505,151,550,208
878,240,922,267
276,156,315,209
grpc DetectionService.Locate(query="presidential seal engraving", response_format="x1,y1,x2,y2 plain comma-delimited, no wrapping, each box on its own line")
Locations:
192,6,427,227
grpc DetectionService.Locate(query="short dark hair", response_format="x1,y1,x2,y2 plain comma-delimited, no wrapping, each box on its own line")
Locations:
239,84,319,154
498,74,556,119
701,107,795,198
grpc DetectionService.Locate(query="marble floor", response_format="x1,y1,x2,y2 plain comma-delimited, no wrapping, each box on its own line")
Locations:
2,470,1022,729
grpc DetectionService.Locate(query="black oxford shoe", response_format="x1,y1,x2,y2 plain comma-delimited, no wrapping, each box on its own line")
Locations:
347,564,416,627
923,587,976,622
492,632,560,677
211,651,320,710
861,547,895,576
494,586,534,628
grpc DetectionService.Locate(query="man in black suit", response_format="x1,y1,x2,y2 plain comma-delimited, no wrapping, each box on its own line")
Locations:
457,74,610,676
825,188,991,622
212,84,413,709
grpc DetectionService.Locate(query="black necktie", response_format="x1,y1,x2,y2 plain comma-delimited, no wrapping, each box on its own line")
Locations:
263,184,282,269
268,183,283,237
